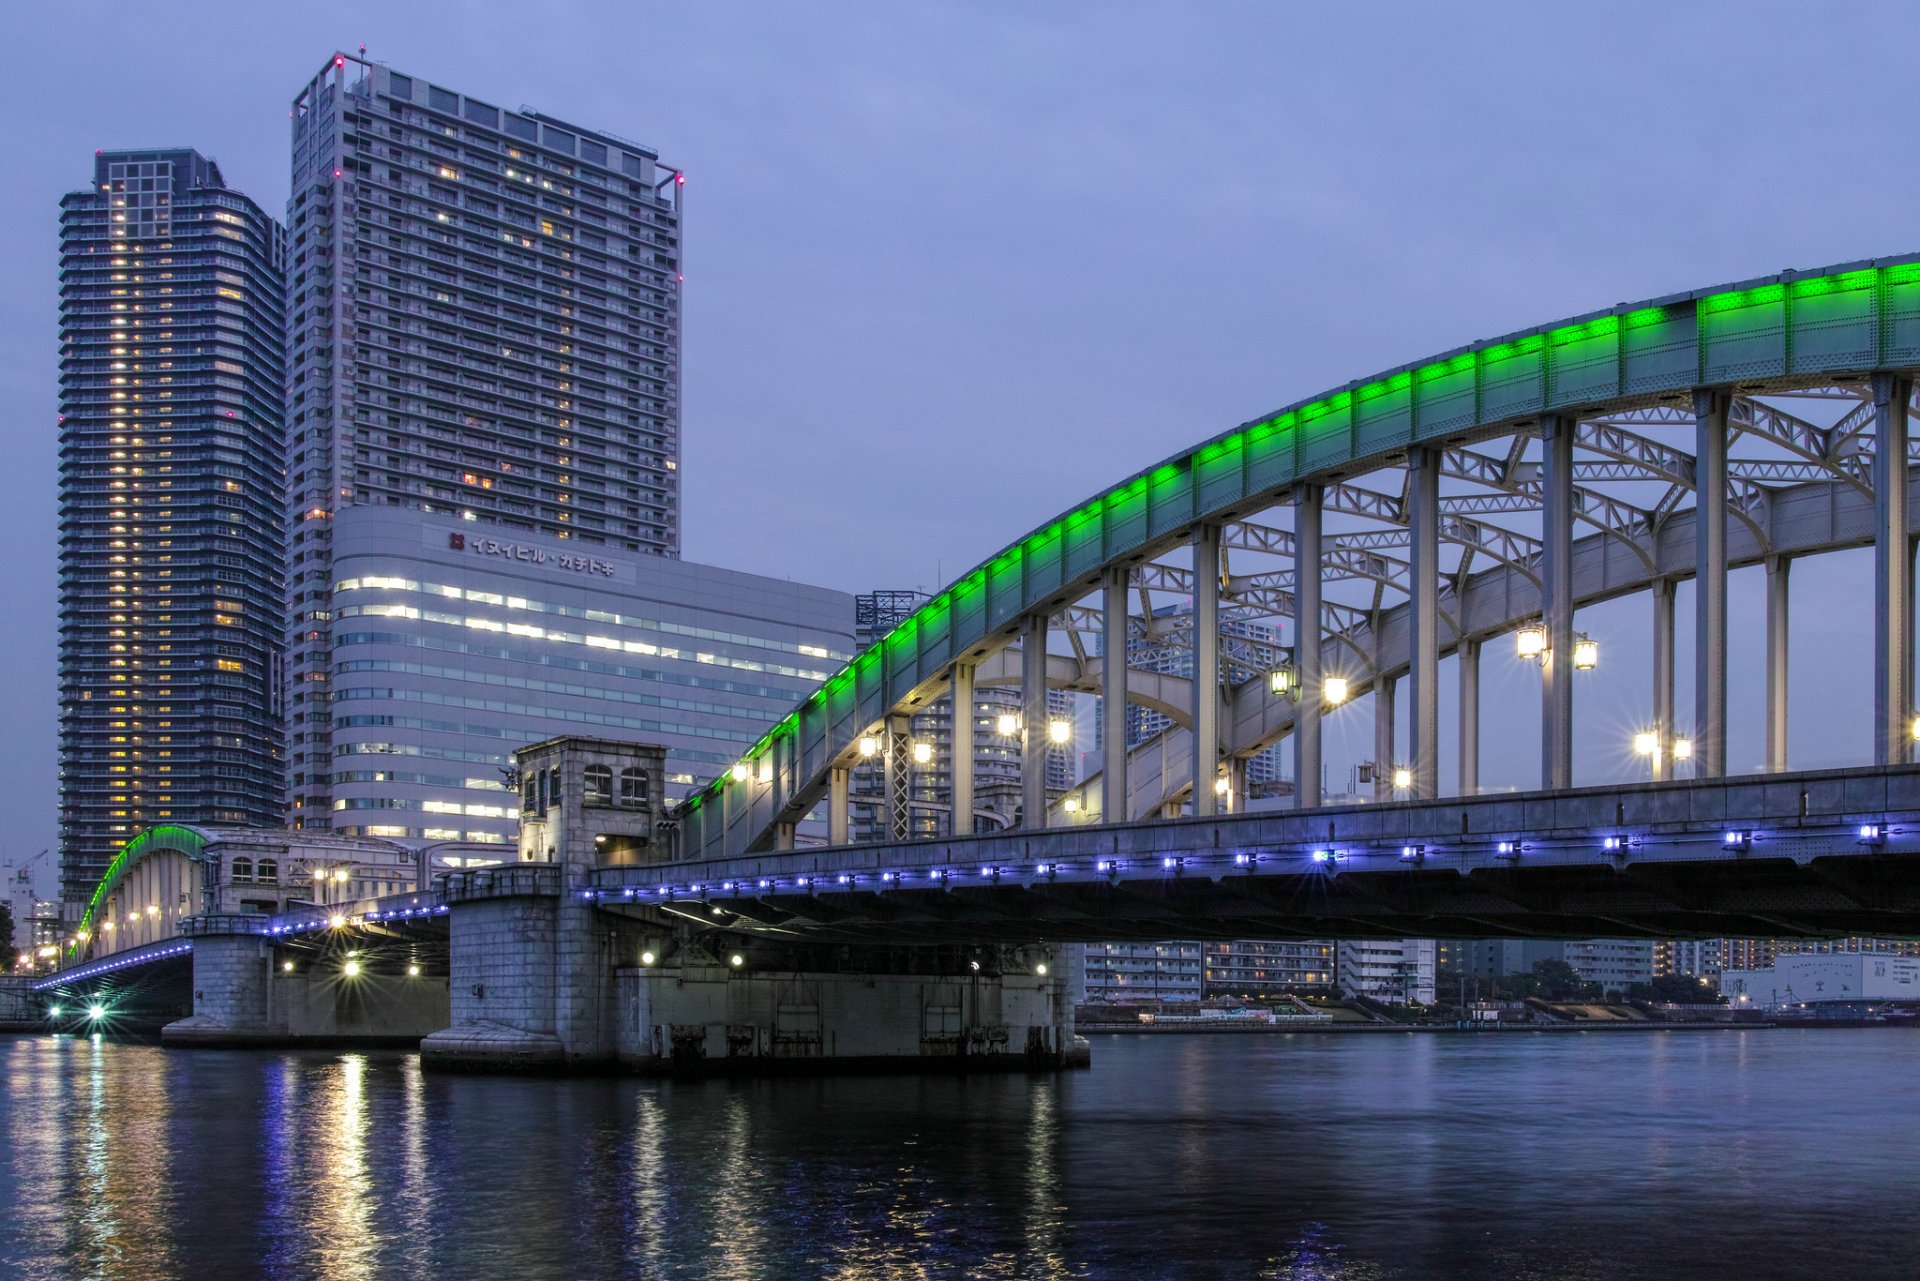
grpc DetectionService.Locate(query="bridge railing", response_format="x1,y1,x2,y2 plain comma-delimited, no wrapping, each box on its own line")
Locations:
438,864,562,903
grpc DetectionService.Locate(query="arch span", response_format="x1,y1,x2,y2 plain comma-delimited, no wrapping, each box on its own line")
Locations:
676,255,1920,861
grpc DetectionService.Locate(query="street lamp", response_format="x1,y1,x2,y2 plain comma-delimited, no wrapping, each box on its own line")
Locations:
1268,663,1299,700
1392,767,1413,792
1673,737,1694,762
1633,731,1658,758
1323,676,1350,706
911,741,933,765
1515,624,1546,662
1047,717,1073,745
857,734,880,758
1572,634,1599,671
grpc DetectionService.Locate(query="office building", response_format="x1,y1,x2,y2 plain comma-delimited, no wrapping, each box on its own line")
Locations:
284,53,683,826
325,508,851,843
57,148,288,908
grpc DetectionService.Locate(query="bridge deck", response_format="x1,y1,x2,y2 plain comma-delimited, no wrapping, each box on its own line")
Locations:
594,765,1920,942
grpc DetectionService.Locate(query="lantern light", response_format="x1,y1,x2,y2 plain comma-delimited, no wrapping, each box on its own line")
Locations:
857,735,879,758
1633,731,1658,757
1673,737,1694,761
995,713,1020,737
1573,635,1599,671
1047,718,1073,745
1516,625,1546,661
1323,676,1350,706
911,741,933,765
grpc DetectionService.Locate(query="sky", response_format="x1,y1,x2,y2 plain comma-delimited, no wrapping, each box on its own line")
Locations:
1,1,1914,893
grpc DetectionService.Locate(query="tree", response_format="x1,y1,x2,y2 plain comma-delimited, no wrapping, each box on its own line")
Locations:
1499,958,1601,1002
0,901,12,961
1626,973,1728,1005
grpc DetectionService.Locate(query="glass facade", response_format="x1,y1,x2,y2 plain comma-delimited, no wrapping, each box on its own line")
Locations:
324,508,851,843
56,148,288,909
284,54,683,827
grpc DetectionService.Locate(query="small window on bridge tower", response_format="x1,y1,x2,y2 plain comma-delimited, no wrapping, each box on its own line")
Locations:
231,857,254,882
585,764,612,804
256,858,278,883
619,767,648,807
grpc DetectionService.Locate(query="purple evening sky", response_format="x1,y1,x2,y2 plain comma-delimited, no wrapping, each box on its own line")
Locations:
0,2,1912,892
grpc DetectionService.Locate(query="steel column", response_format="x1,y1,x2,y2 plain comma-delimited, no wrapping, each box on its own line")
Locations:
1192,523,1222,817
1873,373,1913,766
1021,613,1051,828
1293,484,1323,809
828,767,850,846
1540,415,1575,790
1225,757,1248,813
1102,566,1130,823
951,662,975,836
1407,446,1441,797
1374,674,1396,802
1457,638,1479,797
886,713,912,842
1694,389,1729,778
1651,578,1674,783
1765,555,1789,773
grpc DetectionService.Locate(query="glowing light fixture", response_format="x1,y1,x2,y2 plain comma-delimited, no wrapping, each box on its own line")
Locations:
342,959,362,978
728,953,745,969
1323,676,1350,706
1035,963,1049,976
1047,717,1073,745
1633,731,1658,757
282,961,295,973
995,713,1020,737
1572,635,1599,671
1063,797,1080,814
87,1004,106,1021
730,761,750,783
407,964,422,978
912,741,933,765
1515,625,1546,662
1673,737,1694,761
1214,776,1230,795
1392,767,1412,791
328,913,346,929
640,951,657,966
1268,664,1298,699
857,735,880,758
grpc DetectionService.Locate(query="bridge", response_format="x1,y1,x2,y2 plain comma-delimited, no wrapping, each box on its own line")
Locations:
670,254,1920,900
38,254,1920,1073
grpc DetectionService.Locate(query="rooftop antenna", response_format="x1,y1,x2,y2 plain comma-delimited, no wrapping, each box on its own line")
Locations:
358,44,368,57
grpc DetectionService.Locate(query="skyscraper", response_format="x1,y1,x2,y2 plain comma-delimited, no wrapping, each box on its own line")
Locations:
57,148,288,907
283,54,684,827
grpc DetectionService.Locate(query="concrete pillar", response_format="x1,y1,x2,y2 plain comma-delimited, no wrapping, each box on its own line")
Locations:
1224,756,1248,814
1541,415,1574,790
1102,566,1129,823
1765,555,1789,773
1374,673,1396,802
1694,389,1729,778
951,663,975,837
163,933,274,1045
828,767,850,846
1651,579,1675,782
1457,638,1480,796
1873,373,1913,766
1021,613,1050,829
1192,523,1222,817
1407,447,1440,798
1294,484,1323,808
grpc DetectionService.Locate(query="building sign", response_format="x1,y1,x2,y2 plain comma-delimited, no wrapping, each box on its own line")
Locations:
449,532,615,576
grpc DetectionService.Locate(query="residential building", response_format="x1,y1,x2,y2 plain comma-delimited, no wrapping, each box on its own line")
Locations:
1337,939,1437,1005
57,147,288,909
283,53,683,827
1083,943,1204,1004
325,508,851,843
1202,940,1335,999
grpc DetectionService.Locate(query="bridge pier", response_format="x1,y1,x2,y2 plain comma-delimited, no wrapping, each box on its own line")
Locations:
163,929,448,1048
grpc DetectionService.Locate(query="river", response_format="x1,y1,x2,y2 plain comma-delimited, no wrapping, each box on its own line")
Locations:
0,1029,1912,1279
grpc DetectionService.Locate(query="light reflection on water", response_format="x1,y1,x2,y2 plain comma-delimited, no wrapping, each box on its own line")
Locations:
1,1030,1916,1279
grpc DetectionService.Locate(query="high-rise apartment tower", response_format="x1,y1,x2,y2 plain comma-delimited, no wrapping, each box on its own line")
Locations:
283,54,683,826
57,148,288,907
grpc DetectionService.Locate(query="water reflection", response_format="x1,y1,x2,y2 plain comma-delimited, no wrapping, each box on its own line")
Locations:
3,1031,1920,1279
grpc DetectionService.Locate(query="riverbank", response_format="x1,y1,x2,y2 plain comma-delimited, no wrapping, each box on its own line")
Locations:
1080,1018,1778,1034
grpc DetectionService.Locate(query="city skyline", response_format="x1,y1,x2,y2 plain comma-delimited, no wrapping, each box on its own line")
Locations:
10,4,1920,888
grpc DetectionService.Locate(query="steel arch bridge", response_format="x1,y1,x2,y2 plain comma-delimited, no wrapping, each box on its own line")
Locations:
674,255,1920,867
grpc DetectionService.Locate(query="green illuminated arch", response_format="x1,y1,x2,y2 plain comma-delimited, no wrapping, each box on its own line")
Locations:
68,825,209,960
678,254,1920,860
